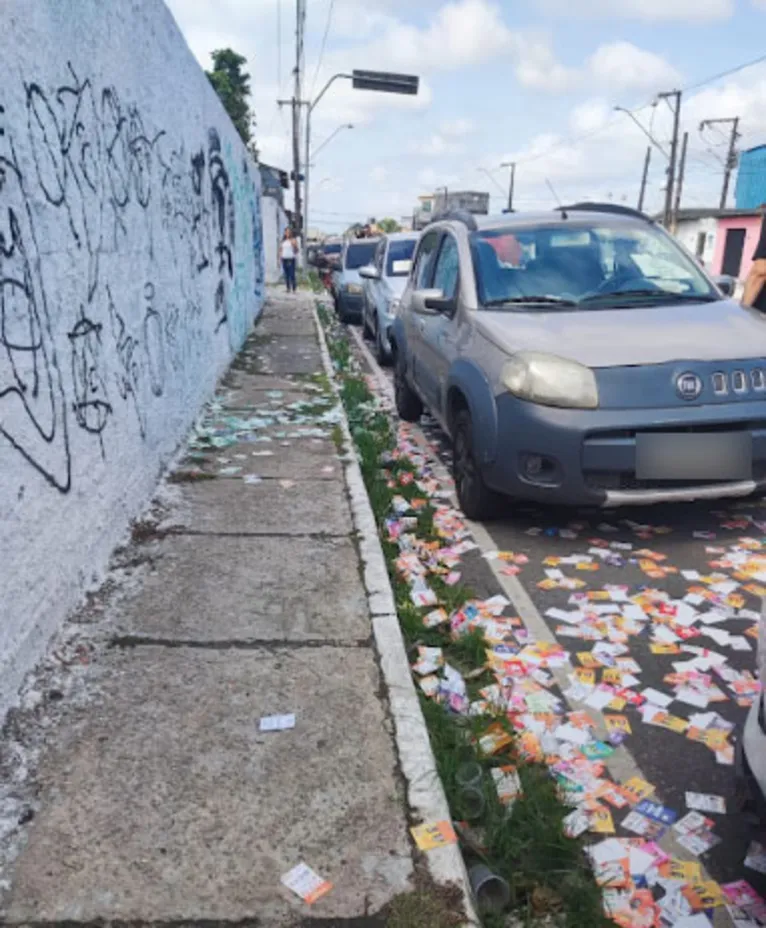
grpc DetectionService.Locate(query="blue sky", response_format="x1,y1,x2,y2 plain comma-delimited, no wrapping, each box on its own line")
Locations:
167,0,766,233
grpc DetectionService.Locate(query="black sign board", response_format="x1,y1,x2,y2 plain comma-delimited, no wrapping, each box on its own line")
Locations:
351,70,419,95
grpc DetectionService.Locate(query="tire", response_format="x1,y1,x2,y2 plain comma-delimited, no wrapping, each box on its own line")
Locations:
337,297,350,324
453,409,502,520
362,303,373,339
394,351,423,422
374,320,390,366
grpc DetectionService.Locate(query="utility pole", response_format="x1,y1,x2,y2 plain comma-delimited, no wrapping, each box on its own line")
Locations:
637,146,651,212
700,116,740,209
291,0,305,240
672,131,689,232
658,90,682,228
501,161,515,212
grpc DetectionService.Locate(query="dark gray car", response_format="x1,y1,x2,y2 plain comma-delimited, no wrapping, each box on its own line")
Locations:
391,204,762,518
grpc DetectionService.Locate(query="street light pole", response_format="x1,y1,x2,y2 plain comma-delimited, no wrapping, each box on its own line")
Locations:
311,123,354,161
304,73,351,263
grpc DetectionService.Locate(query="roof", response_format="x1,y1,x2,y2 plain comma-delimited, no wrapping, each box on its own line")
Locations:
434,206,653,233
383,230,420,241
661,207,765,222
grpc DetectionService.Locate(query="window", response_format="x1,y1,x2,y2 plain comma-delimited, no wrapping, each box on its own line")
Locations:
345,241,379,269
696,232,706,258
432,235,459,299
470,221,717,309
386,238,416,277
413,232,441,289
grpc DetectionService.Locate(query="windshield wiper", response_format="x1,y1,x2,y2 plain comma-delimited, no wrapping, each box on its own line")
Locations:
580,289,718,304
483,295,579,308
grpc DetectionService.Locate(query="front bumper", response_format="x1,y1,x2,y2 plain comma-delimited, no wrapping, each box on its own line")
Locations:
483,394,766,506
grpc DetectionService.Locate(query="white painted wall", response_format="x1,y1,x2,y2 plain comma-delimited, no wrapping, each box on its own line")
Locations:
0,0,265,714
262,196,288,283
675,217,718,269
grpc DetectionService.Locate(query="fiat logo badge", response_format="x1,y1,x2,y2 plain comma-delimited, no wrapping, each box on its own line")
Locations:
676,372,703,401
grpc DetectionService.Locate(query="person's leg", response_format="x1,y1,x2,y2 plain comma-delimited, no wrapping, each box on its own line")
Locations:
288,259,297,292
281,258,289,289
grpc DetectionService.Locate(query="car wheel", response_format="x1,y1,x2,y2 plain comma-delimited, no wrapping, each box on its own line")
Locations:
374,320,390,366
337,298,350,324
394,351,423,422
453,409,501,520
362,304,373,339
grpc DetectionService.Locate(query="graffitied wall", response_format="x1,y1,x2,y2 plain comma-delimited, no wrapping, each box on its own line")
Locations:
0,0,265,713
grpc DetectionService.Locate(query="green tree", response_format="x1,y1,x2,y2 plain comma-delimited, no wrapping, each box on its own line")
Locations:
206,48,255,148
377,217,401,233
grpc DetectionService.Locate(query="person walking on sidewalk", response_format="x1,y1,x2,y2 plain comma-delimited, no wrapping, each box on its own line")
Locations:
280,228,298,293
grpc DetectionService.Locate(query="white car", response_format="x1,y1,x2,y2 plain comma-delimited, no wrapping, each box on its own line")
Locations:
739,603,766,824
359,232,418,364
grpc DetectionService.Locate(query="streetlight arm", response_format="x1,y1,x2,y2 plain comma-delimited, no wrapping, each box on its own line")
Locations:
614,106,669,160
310,73,352,114
311,124,354,160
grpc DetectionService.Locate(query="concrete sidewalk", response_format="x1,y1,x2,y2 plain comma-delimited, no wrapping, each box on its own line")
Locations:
0,291,416,925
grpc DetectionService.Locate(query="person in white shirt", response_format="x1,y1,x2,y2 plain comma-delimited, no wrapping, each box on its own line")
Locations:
279,228,298,292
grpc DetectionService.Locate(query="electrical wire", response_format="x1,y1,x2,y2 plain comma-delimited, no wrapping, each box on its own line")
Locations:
309,0,336,99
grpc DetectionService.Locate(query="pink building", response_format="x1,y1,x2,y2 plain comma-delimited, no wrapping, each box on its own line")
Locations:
712,209,765,280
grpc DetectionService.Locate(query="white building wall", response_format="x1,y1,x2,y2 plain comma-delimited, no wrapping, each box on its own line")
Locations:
0,0,265,714
262,196,288,283
675,217,718,268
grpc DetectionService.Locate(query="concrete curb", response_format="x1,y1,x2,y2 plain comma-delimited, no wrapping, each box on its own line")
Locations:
310,297,479,925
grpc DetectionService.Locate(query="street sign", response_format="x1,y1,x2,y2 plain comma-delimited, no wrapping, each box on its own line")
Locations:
351,70,419,95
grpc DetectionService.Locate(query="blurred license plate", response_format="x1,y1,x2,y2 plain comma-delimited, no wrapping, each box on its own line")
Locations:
635,432,752,481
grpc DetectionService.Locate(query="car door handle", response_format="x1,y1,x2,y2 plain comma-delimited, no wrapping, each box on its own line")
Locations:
417,320,426,333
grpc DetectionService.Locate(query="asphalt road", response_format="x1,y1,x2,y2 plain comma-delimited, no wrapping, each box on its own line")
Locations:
349,324,766,905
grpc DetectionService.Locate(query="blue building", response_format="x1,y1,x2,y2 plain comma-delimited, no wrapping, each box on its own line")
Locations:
735,145,766,210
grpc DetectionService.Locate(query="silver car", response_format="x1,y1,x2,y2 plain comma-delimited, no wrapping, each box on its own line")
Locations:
359,232,419,364
390,203,763,519
739,604,766,825
331,238,380,324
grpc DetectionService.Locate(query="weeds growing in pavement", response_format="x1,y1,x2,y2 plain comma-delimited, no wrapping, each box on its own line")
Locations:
317,299,608,928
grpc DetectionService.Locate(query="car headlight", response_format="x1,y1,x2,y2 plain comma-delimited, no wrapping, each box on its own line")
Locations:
502,352,599,409
345,283,363,294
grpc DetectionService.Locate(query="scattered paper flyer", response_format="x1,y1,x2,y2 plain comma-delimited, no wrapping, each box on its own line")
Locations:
685,792,726,814
410,820,457,851
259,713,296,732
281,862,333,904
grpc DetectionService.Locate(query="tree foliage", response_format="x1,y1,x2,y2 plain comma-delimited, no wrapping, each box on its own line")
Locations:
206,48,256,151
377,217,401,233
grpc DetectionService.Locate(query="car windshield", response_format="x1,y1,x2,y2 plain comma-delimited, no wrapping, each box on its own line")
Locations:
386,239,417,277
470,219,719,310
345,241,379,269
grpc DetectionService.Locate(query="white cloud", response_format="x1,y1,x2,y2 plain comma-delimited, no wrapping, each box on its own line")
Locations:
409,134,463,156
587,42,681,92
512,34,578,92
370,165,389,184
542,0,733,21
441,118,474,138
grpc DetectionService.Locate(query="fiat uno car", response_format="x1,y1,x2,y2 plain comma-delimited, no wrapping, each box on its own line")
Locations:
390,203,763,519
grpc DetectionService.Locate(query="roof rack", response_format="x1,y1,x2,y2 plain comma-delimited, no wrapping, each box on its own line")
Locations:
558,202,653,223
430,209,478,231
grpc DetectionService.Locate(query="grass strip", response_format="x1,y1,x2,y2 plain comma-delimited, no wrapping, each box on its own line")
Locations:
317,299,609,928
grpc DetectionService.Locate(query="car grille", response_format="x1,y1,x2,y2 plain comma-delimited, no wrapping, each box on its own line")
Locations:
589,420,766,440
584,463,766,492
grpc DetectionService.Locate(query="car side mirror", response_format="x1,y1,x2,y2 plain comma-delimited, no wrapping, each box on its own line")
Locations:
713,274,735,297
359,264,381,280
412,288,455,315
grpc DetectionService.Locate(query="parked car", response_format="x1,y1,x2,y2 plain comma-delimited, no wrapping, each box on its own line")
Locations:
333,237,380,323
390,203,764,519
359,232,419,364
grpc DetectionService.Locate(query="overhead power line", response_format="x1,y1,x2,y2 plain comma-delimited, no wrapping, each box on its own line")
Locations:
310,0,336,99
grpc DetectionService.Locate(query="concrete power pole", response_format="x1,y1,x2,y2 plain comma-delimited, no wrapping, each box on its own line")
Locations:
501,161,516,212
291,0,305,239
658,90,682,228
637,146,651,212
672,131,689,232
700,117,741,209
